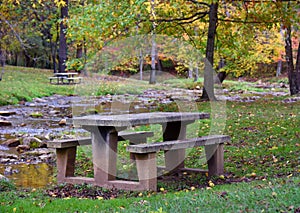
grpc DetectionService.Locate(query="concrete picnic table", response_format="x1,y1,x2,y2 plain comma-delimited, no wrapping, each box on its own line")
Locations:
71,112,210,190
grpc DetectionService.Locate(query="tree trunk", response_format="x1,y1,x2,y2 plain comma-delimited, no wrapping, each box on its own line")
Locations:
188,62,193,79
285,25,299,95
276,60,282,77
214,59,227,83
58,1,68,73
0,47,5,81
139,49,143,80
215,71,227,83
76,43,83,59
149,35,156,84
76,43,83,73
294,41,300,94
201,3,218,101
194,67,199,82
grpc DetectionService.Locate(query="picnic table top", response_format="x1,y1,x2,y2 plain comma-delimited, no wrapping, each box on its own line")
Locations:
73,112,210,127
54,72,78,76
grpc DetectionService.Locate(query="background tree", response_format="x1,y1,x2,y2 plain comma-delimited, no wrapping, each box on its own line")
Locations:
58,0,69,73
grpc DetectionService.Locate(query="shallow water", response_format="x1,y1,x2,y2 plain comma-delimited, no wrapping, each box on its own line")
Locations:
0,163,54,188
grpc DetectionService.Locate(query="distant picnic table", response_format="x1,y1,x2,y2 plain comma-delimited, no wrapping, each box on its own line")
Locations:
49,72,82,84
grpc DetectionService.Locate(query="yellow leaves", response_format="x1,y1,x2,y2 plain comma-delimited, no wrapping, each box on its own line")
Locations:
54,0,67,7
208,180,215,187
269,146,278,151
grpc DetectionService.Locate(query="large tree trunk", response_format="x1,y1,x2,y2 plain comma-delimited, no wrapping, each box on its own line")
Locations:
285,25,300,95
214,59,227,83
294,41,300,95
201,3,218,101
58,1,68,73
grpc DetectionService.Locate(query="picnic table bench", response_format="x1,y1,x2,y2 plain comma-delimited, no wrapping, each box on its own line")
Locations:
126,135,230,189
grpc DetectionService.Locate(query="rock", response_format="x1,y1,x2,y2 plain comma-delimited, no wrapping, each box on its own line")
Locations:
0,158,17,164
0,145,9,151
0,111,16,116
0,151,18,159
16,145,31,153
4,167,19,175
39,153,55,162
23,148,53,156
49,110,60,115
29,112,43,118
4,166,12,175
0,120,12,126
2,138,20,147
25,103,36,107
279,82,287,88
0,174,9,181
58,119,67,126
22,137,45,148
34,98,47,103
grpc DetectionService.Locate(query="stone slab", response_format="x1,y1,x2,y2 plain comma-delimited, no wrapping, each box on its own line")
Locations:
126,135,230,153
73,112,210,128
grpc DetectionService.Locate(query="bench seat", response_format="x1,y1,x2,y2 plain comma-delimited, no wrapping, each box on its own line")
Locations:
63,77,82,84
127,135,230,153
125,135,230,191
49,76,65,84
47,131,154,148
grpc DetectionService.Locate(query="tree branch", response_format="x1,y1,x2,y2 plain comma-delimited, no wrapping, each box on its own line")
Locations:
219,18,280,24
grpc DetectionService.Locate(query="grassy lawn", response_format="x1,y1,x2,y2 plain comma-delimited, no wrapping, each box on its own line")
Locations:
0,66,77,105
0,66,299,212
0,177,299,212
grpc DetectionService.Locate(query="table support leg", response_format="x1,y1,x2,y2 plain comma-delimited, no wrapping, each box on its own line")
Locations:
205,143,224,176
135,153,157,191
163,121,188,172
89,127,118,184
56,147,77,183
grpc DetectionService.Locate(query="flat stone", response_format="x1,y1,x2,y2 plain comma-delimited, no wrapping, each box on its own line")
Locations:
0,151,18,159
0,174,9,181
73,112,210,127
16,145,31,153
2,138,20,147
58,119,67,126
22,137,45,148
0,111,16,116
0,120,12,126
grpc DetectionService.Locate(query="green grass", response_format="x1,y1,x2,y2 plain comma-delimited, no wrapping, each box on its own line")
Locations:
0,177,299,212
0,66,75,105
